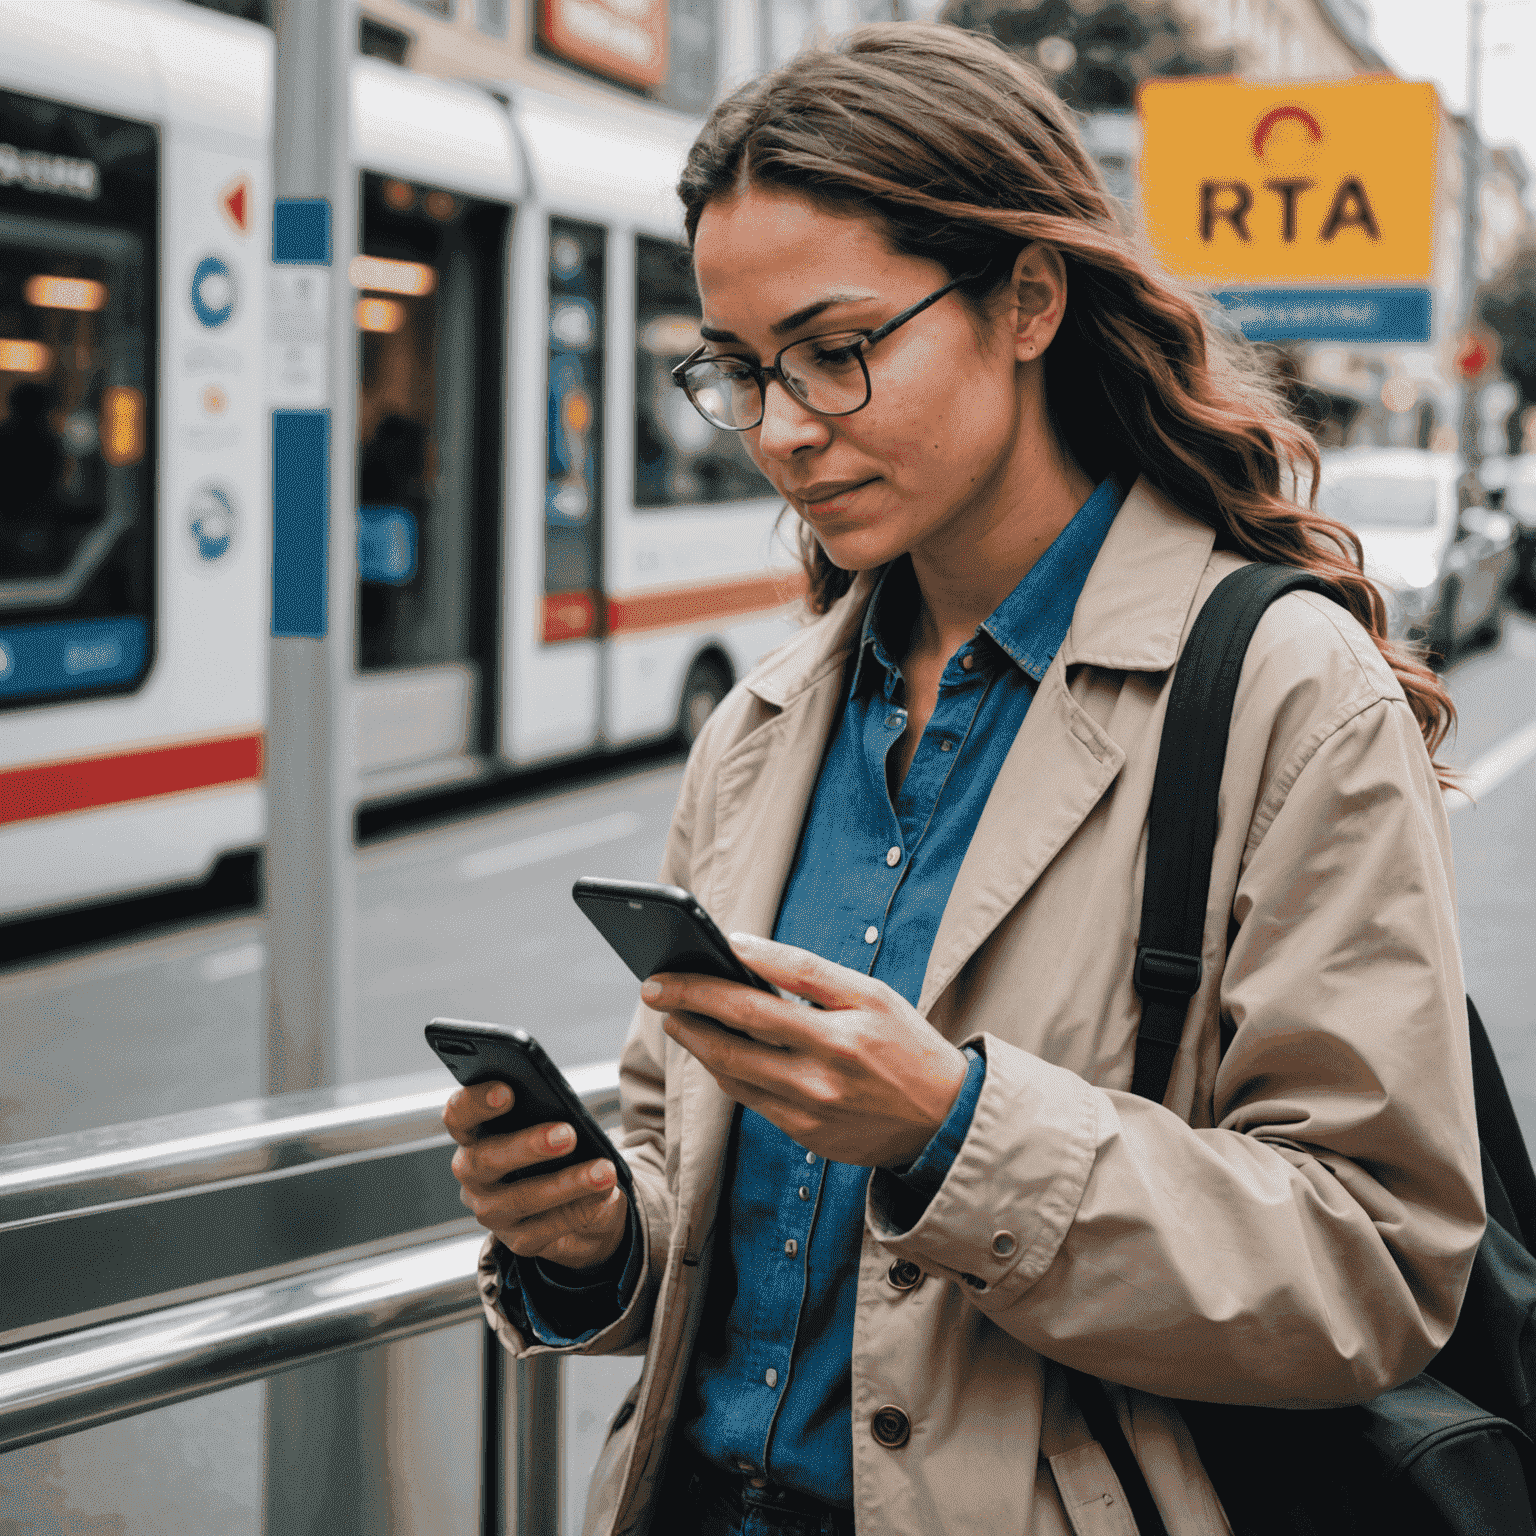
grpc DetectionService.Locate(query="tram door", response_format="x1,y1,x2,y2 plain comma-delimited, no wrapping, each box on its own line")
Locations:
353,173,507,791
0,89,155,711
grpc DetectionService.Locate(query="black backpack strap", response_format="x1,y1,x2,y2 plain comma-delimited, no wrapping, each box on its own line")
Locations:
1468,996,1536,1251
1130,563,1335,1104
1065,564,1335,1531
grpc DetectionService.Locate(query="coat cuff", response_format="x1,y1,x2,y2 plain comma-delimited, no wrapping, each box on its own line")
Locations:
502,1207,642,1345
889,1046,985,1201
866,1034,1101,1303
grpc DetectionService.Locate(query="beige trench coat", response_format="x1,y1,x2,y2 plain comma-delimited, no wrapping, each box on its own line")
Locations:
479,479,1485,1536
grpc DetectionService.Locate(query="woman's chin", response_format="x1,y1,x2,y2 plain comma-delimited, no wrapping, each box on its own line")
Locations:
807,524,910,574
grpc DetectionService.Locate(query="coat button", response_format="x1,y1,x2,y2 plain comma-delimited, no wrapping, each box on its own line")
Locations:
871,1406,910,1448
887,1259,923,1291
991,1231,1016,1257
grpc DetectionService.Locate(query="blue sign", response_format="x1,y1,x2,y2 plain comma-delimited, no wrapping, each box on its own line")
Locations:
189,484,237,561
190,255,237,328
358,505,418,585
0,616,149,701
1213,286,1432,343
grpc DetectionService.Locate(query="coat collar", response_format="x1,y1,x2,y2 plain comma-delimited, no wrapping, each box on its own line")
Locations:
1059,476,1217,671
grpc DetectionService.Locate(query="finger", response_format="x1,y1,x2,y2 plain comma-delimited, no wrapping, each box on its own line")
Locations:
452,1118,579,1188
461,1154,619,1225
501,1186,626,1258
728,934,883,1011
441,1082,516,1145
644,973,810,1050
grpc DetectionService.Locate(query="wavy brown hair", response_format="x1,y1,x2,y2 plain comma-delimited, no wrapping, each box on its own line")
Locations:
677,22,1454,773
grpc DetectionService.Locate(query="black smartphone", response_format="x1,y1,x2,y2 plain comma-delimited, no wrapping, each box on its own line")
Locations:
571,876,774,995
425,1017,633,1194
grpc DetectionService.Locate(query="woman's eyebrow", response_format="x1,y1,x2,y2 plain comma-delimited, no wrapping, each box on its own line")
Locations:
698,288,883,346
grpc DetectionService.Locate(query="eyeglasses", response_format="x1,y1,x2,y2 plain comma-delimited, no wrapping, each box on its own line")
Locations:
671,268,988,433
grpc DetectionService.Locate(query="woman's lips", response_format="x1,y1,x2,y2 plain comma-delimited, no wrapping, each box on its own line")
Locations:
791,478,877,511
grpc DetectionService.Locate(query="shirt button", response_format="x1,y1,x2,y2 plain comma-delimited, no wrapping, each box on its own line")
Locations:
871,1406,911,1448
785,1238,798,1257
765,1368,778,1387
961,653,975,671
805,1151,816,1164
939,739,953,752
885,713,902,727
864,925,879,944
798,1185,811,1200
885,846,901,867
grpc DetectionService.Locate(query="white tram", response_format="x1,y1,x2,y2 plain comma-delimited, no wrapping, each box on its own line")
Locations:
0,0,797,921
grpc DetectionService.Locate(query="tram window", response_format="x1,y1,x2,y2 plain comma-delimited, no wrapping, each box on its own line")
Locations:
355,174,508,678
543,218,605,640
0,90,156,712
634,236,769,511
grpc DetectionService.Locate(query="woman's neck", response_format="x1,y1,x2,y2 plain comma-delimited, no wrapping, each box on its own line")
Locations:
904,423,1096,665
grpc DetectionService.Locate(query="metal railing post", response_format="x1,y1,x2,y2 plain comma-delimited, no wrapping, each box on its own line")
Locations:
515,1355,563,1536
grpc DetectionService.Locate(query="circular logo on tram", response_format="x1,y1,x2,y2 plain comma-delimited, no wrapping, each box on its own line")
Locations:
190,255,237,328
189,483,238,562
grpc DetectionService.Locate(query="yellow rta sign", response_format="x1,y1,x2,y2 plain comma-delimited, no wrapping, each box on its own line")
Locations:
1138,77,1441,284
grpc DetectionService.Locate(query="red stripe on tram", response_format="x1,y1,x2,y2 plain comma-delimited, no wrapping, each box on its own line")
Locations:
0,732,265,827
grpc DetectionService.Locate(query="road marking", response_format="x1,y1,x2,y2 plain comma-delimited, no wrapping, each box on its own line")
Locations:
457,811,642,882
1446,720,1536,811
200,941,265,983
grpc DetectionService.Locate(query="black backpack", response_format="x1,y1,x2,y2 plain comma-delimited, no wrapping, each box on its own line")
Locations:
1066,564,1536,1536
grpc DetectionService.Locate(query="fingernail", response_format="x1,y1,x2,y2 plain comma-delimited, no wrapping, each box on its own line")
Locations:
590,1161,613,1186
641,979,662,1001
488,1085,510,1108
549,1124,575,1150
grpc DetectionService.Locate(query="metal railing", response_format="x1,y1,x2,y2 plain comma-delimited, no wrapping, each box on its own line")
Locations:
0,1060,623,1535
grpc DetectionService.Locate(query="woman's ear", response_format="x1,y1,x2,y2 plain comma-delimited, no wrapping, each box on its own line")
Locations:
1008,242,1069,362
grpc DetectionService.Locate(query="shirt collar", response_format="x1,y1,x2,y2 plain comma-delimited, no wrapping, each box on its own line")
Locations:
853,475,1124,694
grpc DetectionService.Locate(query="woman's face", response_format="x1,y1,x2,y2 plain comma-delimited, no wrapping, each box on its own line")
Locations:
691,187,1047,574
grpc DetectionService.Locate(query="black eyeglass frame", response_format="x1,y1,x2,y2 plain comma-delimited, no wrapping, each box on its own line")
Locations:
671,267,991,433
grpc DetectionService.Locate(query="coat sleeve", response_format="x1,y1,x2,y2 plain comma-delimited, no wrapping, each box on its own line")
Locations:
866,691,1486,1407
478,728,711,1358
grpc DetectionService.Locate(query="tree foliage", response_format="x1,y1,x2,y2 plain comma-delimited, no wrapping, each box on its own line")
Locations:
1479,245,1536,409
940,0,1235,112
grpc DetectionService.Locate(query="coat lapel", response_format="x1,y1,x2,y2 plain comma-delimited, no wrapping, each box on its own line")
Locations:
917,480,1217,1018
917,666,1124,1016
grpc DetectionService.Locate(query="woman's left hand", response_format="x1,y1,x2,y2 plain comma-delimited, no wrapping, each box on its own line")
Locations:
643,933,968,1168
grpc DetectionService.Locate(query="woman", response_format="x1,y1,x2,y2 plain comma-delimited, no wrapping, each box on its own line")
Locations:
447,24,1483,1536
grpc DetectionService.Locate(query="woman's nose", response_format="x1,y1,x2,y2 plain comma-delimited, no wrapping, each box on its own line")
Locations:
755,378,830,462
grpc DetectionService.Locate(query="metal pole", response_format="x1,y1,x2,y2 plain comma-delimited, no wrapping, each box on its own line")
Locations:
265,0,357,1098
264,2,365,1530
1460,0,1485,467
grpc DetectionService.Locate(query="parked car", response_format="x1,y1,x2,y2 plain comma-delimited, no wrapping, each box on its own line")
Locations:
1485,451,1536,607
1316,449,1515,664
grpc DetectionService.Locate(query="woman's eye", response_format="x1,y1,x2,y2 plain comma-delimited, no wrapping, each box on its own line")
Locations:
809,342,861,367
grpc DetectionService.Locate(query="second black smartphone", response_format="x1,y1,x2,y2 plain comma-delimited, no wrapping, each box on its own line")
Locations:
425,1018,633,1194
571,877,775,1014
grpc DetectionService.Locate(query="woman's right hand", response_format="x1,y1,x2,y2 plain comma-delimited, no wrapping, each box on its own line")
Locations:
444,1082,629,1272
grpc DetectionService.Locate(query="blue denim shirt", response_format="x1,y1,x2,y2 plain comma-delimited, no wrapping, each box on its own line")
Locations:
511,477,1123,1505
